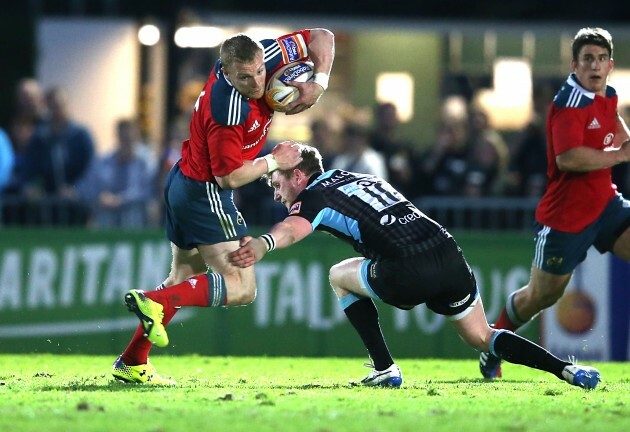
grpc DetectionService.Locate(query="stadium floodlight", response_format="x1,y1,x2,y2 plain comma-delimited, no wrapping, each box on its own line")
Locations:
174,26,230,48
138,24,160,46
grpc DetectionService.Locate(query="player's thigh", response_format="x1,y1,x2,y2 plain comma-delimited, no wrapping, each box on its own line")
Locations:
329,257,369,297
168,242,207,284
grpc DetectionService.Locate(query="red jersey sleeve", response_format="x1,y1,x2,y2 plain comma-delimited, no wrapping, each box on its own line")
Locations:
275,30,312,64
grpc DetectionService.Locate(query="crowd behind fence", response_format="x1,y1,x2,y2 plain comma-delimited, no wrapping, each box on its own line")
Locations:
2,78,630,232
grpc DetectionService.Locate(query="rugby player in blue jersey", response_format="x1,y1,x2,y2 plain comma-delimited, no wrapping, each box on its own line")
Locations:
228,144,601,389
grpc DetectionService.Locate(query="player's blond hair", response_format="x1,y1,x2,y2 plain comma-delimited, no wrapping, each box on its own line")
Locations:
220,34,264,69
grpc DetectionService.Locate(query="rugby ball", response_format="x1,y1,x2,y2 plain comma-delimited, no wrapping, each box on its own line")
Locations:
265,61,314,112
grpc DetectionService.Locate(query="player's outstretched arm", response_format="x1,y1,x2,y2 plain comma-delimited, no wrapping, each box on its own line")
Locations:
228,216,313,268
215,142,302,189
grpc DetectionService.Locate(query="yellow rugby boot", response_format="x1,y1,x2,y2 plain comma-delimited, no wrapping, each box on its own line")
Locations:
124,290,169,347
112,356,176,385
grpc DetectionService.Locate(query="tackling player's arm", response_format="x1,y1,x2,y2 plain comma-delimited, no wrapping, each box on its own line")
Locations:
285,28,335,116
215,141,303,189
228,215,313,268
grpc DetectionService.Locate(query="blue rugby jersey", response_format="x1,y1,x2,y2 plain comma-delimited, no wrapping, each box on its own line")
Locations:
288,170,452,259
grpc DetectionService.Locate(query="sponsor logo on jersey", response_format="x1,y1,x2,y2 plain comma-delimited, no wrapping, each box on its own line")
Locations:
236,213,245,225
243,117,273,150
319,171,352,188
587,117,601,129
279,35,305,63
187,278,198,289
289,201,302,215
449,293,471,308
380,214,396,226
398,208,423,224
369,263,377,279
247,120,261,133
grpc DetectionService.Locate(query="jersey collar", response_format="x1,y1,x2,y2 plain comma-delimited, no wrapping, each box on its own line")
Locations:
567,73,596,100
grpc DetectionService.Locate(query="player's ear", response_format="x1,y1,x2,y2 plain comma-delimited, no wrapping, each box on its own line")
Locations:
293,168,305,183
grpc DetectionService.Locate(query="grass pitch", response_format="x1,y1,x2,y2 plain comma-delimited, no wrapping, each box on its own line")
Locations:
0,354,628,432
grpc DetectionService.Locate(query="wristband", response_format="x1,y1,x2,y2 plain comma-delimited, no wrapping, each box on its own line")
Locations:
260,233,277,252
313,72,329,91
263,154,278,173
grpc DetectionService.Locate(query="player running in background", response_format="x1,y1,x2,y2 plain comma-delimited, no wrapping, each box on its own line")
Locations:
112,28,335,385
228,144,601,390
479,27,630,379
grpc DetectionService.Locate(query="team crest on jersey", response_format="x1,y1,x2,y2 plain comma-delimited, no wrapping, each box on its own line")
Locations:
289,201,302,215
604,132,614,147
279,35,306,63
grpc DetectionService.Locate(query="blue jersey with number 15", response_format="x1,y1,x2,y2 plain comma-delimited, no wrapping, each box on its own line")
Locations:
288,170,452,260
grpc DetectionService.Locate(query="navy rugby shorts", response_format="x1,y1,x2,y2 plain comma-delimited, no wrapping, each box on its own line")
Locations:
359,237,479,318
164,162,248,250
534,193,630,274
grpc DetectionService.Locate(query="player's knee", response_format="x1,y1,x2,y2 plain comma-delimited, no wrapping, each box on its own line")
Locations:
328,264,340,287
226,285,256,305
533,285,565,308
223,271,257,305
233,289,256,305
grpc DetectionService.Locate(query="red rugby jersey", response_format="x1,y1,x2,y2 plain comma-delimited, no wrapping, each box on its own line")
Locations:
536,74,619,232
179,30,312,182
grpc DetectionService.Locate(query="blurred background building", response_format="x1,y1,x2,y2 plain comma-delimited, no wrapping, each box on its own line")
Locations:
2,1,630,229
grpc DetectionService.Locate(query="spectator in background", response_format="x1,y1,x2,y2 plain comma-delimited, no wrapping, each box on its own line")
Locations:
20,86,95,226
4,78,46,197
331,122,387,179
8,78,46,156
310,118,341,170
82,119,154,228
507,83,555,197
417,118,469,196
370,102,417,198
0,128,15,224
463,106,509,196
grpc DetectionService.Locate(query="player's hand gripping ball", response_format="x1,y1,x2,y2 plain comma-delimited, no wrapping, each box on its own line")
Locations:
265,61,315,112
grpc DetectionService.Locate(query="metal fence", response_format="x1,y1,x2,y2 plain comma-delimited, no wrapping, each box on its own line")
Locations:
413,196,539,231
1,194,540,231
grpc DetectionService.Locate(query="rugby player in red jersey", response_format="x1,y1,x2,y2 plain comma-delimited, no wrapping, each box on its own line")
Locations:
480,27,630,379
112,28,335,384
